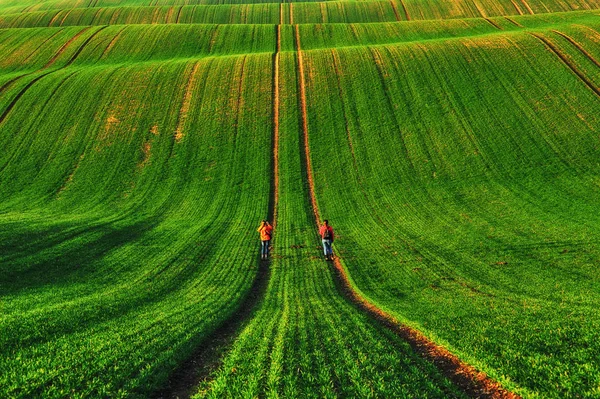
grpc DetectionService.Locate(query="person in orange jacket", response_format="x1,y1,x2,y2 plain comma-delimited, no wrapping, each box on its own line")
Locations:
257,220,273,260
319,220,335,261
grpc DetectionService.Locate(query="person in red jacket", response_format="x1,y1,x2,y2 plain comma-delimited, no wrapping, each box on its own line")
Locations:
257,220,273,260
319,220,335,261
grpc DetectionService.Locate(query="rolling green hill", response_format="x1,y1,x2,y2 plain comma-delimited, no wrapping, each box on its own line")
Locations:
1,0,599,397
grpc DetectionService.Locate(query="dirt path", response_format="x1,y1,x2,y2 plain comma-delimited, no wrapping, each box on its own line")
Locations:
153,21,283,399
531,32,600,97
294,25,320,220
295,26,521,399
271,22,282,226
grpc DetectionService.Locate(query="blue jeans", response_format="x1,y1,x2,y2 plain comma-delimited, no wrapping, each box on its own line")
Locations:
261,240,270,256
322,239,333,256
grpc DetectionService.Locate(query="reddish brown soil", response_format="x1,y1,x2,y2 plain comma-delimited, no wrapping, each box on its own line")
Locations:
390,0,402,21
296,25,521,399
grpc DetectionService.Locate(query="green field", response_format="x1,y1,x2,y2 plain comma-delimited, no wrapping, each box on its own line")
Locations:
1,0,600,397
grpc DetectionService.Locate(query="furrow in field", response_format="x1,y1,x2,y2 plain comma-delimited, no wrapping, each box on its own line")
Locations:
62,25,107,66
484,17,503,29
294,24,318,220
390,0,402,21
520,0,535,14
552,29,600,68
504,16,524,26
100,26,127,59
47,9,62,26
510,0,525,14
530,32,600,97
154,31,280,398
295,30,521,399
0,26,90,94
271,24,281,225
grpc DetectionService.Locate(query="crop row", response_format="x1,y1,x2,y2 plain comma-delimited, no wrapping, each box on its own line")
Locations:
192,51,467,399
0,54,275,397
1,11,599,75
300,27,600,398
1,11,600,398
2,0,600,28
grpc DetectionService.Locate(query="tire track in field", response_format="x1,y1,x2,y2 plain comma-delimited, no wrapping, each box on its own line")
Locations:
175,6,184,23
552,30,600,69
520,0,535,14
0,71,79,176
0,26,90,95
530,32,600,97
100,26,127,59
504,16,524,27
0,26,107,125
153,21,282,399
484,17,503,30
390,1,402,21
294,28,521,399
510,0,525,15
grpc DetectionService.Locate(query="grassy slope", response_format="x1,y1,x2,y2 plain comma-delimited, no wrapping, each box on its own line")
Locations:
192,51,467,399
0,51,274,397
1,1,600,398
304,29,600,398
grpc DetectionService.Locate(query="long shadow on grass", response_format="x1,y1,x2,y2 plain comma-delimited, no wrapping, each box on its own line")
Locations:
150,253,270,399
0,216,158,295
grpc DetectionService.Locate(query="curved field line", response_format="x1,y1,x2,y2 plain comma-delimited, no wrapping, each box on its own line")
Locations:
59,9,74,26
0,74,50,125
21,28,67,65
530,32,600,97
472,0,488,17
484,17,503,30
47,10,63,26
295,29,521,399
504,16,524,27
390,0,402,21
152,27,281,399
0,26,90,94
552,30,600,69
100,26,127,59
43,26,92,69
520,0,535,14
175,6,184,23
64,26,108,66
399,0,412,20
510,0,525,14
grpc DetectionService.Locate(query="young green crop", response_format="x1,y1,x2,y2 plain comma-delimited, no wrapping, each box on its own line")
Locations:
1,0,600,397
0,53,274,397
302,32,600,398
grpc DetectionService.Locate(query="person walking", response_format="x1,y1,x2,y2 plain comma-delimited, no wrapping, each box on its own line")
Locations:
257,220,273,260
319,220,335,261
